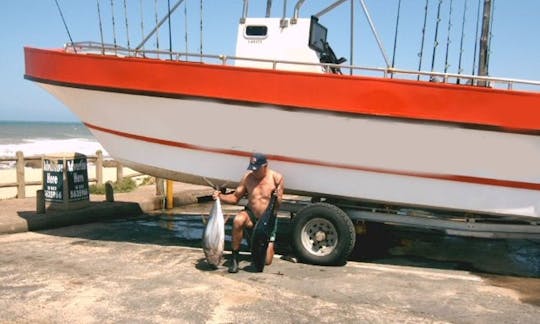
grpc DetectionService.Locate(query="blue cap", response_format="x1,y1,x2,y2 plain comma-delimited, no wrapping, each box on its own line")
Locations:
247,153,268,171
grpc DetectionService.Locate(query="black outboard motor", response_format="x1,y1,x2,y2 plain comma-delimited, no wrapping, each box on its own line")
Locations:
308,16,346,74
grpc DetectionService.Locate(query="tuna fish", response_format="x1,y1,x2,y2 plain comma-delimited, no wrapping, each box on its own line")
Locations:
202,198,225,269
251,191,278,272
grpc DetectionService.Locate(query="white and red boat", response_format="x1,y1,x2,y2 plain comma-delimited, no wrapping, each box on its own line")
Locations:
24,1,540,221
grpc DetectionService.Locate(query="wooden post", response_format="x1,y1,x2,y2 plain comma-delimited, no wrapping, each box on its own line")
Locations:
105,181,114,202
116,161,124,182
166,179,174,209
155,178,165,196
96,150,103,185
36,189,45,214
16,151,25,199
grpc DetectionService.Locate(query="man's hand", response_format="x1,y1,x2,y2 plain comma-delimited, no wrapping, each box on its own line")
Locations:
212,191,221,200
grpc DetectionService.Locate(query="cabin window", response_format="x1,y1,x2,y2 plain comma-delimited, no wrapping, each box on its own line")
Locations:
245,25,268,37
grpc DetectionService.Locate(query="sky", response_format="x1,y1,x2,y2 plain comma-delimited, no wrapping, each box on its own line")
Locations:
1,0,539,122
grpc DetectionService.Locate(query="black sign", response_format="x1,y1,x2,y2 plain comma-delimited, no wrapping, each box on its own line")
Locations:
67,157,89,201
43,159,64,202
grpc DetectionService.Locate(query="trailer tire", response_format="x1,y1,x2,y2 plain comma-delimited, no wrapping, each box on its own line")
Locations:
291,203,355,266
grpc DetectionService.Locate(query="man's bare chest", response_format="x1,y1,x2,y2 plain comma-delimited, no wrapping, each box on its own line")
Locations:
246,176,276,196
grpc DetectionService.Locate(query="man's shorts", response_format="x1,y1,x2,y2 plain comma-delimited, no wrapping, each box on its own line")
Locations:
245,206,278,242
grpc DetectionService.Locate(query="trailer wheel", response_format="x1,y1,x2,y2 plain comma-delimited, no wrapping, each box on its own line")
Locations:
291,203,355,265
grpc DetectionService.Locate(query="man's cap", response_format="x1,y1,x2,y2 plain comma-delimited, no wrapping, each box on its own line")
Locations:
247,153,268,171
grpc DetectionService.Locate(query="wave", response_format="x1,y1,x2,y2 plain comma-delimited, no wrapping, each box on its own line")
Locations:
0,138,108,160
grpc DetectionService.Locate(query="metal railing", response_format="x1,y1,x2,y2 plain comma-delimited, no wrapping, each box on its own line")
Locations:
65,42,540,92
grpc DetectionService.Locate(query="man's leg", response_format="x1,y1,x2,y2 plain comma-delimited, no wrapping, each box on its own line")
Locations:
229,211,253,273
265,217,278,265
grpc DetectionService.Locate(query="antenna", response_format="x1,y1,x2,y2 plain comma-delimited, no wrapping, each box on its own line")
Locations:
54,0,77,53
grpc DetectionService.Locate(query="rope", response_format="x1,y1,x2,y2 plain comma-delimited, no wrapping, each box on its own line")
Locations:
457,0,468,82
443,0,454,73
96,0,105,54
53,0,77,53
110,0,118,54
430,0,443,74
123,0,130,50
417,0,429,80
391,0,402,71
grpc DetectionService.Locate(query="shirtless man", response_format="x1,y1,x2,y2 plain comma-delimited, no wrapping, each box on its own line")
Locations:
213,153,284,273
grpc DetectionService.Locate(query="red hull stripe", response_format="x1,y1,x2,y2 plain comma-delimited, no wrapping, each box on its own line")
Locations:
25,75,540,136
24,47,540,133
84,122,540,191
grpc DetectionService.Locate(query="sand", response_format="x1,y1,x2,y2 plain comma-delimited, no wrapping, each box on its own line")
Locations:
0,166,144,200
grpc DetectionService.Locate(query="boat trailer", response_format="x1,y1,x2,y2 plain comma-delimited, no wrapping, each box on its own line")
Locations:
277,197,540,265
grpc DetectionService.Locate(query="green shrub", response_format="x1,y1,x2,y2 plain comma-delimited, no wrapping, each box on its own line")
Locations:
89,178,137,194
139,176,155,186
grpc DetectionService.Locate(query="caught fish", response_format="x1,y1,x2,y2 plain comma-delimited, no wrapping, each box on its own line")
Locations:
251,191,278,272
202,198,225,269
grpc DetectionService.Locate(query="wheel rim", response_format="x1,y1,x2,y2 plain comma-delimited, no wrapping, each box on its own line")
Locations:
300,217,338,256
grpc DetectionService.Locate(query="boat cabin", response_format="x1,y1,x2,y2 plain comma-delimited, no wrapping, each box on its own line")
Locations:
235,16,345,74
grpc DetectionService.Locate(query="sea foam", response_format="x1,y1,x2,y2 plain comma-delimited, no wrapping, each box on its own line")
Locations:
0,138,108,169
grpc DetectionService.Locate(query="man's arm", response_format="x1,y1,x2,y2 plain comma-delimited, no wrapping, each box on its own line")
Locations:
274,172,284,207
213,174,248,205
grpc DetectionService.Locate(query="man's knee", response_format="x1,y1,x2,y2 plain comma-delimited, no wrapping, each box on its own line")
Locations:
233,211,249,229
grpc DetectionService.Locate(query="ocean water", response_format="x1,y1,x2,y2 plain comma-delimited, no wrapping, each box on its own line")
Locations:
0,121,106,168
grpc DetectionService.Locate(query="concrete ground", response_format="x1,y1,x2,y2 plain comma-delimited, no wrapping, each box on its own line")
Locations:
1,217,539,323
1,183,539,322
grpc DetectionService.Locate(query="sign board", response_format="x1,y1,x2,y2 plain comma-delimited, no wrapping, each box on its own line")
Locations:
43,159,64,202
67,157,89,201
43,155,89,203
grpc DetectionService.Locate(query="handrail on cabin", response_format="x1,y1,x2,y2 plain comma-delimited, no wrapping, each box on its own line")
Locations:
64,42,540,92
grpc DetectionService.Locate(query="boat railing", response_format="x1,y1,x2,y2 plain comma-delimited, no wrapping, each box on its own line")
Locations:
65,42,540,92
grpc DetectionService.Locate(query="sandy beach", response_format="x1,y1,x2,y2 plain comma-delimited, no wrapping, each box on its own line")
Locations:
0,165,142,200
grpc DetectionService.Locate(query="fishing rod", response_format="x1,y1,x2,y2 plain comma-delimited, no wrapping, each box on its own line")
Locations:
96,0,105,54
443,0,454,74
417,0,429,80
430,0,443,74
471,0,481,76
457,0,468,83
139,0,145,52
136,0,185,51
391,0,403,74
168,0,173,59
110,0,118,54
123,0,130,50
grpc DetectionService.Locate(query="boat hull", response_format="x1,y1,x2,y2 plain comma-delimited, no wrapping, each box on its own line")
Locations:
23,47,540,218
36,83,540,218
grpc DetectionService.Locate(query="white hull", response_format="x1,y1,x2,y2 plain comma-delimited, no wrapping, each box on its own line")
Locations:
41,84,540,218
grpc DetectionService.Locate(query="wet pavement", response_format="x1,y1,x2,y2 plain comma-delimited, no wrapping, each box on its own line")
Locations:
1,203,539,322
147,203,540,279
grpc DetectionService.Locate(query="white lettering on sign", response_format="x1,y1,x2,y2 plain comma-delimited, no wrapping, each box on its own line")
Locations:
44,190,62,199
46,173,58,184
73,172,84,183
43,160,63,172
67,159,87,172
70,189,89,199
